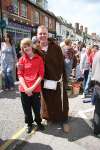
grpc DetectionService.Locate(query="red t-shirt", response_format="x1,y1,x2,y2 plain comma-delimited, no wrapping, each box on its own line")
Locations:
88,52,96,66
17,54,44,93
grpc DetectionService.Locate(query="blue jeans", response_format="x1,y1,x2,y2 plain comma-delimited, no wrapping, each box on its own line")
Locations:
83,70,89,94
4,69,14,89
64,59,73,80
84,70,92,95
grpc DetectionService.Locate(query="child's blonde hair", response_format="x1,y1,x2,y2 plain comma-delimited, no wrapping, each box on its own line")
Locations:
20,38,32,48
20,37,44,59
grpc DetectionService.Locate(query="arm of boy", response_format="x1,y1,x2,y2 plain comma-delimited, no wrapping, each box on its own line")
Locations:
25,76,42,93
19,76,32,96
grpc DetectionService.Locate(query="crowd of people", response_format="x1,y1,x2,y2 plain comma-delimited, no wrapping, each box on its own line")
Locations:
60,37,100,138
0,25,100,137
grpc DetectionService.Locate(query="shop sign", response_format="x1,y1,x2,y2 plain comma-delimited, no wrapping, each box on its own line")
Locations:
8,21,32,31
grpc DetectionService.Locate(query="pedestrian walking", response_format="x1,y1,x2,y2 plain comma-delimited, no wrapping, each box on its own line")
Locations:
80,45,90,98
17,38,44,133
37,25,70,133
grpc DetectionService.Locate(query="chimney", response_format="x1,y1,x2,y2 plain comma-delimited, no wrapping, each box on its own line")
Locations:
80,25,83,33
84,27,88,33
75,22,79,33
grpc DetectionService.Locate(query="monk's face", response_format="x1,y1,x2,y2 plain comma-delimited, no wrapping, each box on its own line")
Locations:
37,27,48,44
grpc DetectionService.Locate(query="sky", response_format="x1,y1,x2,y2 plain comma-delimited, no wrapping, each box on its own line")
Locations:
48,0,100,35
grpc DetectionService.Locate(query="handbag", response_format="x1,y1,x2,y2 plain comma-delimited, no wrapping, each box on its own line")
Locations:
43,79,57,90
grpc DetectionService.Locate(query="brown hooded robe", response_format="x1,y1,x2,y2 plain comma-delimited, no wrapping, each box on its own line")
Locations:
41,41,69,122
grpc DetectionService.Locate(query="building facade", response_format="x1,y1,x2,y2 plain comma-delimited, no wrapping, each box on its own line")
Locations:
0,0,56,44
0,0,100,45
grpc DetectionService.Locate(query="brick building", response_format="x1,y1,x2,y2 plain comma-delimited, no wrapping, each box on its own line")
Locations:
0,0,57,43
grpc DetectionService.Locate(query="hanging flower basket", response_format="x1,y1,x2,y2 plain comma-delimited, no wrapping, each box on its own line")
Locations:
72,82,81,95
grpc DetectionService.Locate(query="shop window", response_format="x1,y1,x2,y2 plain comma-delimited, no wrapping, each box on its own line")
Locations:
21,0,27,17
12,0,19,14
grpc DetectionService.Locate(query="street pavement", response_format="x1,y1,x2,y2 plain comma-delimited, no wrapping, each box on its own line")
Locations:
0,82,100,150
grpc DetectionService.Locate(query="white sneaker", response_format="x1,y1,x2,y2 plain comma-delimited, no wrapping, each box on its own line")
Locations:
41,119,47,126
81,93,85,99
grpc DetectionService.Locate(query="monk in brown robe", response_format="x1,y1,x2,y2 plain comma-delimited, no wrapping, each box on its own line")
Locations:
37,25,69,132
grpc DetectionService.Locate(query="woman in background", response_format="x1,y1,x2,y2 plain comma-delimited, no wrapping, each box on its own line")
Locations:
1,33,17,90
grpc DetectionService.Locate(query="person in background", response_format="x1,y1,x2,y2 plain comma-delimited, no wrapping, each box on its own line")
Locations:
17,38,44,134
89,45,99,66
61,39,74,81
89,45,99,104
83,45,99,101
72,41,79,57
32,36,38,44
37,25,70,133
75,54,83,82
0,33,17,90
91,49,100,138
77,41,84,52
80,45,90,98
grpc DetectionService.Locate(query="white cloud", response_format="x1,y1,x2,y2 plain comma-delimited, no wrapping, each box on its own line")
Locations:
48,0,100,34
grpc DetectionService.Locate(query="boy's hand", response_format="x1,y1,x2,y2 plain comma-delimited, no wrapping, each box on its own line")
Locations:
25,87,33,96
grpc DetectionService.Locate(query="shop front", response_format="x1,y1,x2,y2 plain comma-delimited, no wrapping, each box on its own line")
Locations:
6,20,33,44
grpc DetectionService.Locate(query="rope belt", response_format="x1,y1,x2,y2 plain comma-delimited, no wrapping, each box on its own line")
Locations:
58,75,63,111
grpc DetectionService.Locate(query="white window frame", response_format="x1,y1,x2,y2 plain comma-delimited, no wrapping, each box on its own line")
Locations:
21,1,27,17
12,0,19,14
49,18,53,29
33,11,39,24
45,16,48,28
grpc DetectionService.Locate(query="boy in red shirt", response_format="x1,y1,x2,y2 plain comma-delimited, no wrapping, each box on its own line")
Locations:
17,38,44,133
